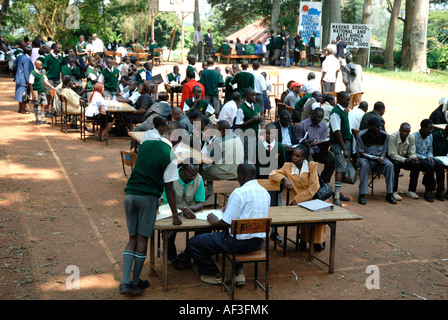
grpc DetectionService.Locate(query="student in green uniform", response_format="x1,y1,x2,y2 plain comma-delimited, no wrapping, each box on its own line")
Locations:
223,66,235,104
135,62,152,85
220,40,232,56
183,85,212,115
83,56,99,101
43,42,62,104
119,121,184,297
29,60,55,125
61,57,82,93
76,35,88,61
235,87,263,163
199,58,224,114
231,60,255,97
298,36,307,67
98,56,121,98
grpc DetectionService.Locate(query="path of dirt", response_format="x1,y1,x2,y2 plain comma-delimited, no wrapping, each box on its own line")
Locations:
0,62,447,303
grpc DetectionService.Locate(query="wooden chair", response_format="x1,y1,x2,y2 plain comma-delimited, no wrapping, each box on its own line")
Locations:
352,129,379,195
49,89,61,127
326,92,337,98
60,95,81,134
153,48,163,65
137,53,149,65
275,98,288,121
120,151,138,176
212,180,240,209
105,51,115,58
268,71,284,98
80,99,102,142
221,218,272,300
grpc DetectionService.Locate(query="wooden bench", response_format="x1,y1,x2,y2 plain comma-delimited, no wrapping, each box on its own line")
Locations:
217,54,264,64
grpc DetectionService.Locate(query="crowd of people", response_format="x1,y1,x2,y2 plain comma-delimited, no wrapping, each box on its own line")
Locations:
6,33,448,297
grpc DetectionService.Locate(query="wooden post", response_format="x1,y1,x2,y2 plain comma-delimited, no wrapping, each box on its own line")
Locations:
168,13,179,62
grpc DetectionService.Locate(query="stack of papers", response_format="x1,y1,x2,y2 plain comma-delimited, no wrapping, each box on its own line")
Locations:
194,209,223,221
299,199,334,212
157,204,181,220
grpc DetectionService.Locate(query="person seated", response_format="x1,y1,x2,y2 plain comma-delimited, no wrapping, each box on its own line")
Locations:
283,82,303,108
162,159,206,263
199,120,245,205
301,72,320,95
356,117,397,205
84,82,115,140
173,164,270,287
301,91,323,122
171,106,193,134
136,91,172,132
273,110,300,162
269,143,326,251
180,69,205,110
142,116,166,142
135,62,153,85
220,40,232,57
61,57,82,93
60,76,82,116
165,65,182,97
359,101,386,131
118,56,131,77
388,122,420,201
280,80,295,103
321,93,337,138
218,91,241,127
429,97,448,125
127,55,138,80
117,80,140,105
432,124,448,200
296,107,335,184
255,41,264,56
183,85,215,116
413,119,446,202
119,82,151,131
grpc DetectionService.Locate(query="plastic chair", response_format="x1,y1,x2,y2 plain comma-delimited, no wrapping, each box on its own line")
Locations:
221,218,272,300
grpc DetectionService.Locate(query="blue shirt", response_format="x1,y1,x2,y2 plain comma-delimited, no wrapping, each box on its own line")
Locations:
413,130,434,159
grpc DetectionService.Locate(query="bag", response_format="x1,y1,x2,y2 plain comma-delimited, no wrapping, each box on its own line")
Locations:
313,175,334,201
22,87,31,103
342,159,357,184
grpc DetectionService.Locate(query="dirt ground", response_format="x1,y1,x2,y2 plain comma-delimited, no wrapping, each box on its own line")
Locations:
0,61,447,304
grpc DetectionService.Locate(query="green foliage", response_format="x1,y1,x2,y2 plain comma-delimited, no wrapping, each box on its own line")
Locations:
153,12,181,49
341,0,364,24
427,10,448,71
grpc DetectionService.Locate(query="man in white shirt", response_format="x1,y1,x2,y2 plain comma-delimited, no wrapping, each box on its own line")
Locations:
193,26,203,62
348,101,368,131
252,61,267,119
321,47,340,94
116,43,128,64
173,163,270,286
91,33,105,55
218,91,241,127
301,72,320,94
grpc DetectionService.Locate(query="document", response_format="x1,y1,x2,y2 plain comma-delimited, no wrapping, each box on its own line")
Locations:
299,199,334,212
195,209,224,221
157,204,181,220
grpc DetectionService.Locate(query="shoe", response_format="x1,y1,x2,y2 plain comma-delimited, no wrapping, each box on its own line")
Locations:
200,274,222,285
313,243,325,252
435,193,445,201
299,240,307,251
424,192,434,202
172,252,193,270
234,273,246,287
407,191,419,199
339,193,350,202
358,195,366,205
393,192,402,201
270,232,282,244
386,193,397,204
333,198,341,207
135,279,150,290
119,283,144,296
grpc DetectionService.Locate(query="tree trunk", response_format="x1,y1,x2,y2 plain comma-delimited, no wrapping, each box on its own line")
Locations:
0,0,10,31
410,0,429,73
384,0,402,67
356,0,372,67
401,0,415,69
271,0,281,33
322,0,341,48
193,0,200,30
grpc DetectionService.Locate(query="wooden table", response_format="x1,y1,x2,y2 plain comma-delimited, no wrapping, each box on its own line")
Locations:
150,205,362,292
128,131,213,164
104,102,135,145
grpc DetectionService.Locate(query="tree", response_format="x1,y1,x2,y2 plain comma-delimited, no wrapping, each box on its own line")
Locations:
410,0,430,72
384,0,402,67
270,0,281,32
0,0,10,31
401,0,415,68
356,0,372,67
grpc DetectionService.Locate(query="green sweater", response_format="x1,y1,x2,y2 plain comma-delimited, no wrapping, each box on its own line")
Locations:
329,105,352,142
184,98,209,114
231,71,255,97
43,54,62,81
30,69,46,94
199,69,224,96
239,102,260,135
85,66,98,92
220,43,231,56
124,140,174,197
101,67,120,92
135,68,146,85
61,65,81,80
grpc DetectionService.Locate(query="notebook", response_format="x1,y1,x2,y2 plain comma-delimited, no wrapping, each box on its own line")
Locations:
299,199,334,212
157,204,182,220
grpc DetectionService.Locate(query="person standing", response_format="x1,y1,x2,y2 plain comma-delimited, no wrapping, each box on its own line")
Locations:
341,55,363,110
204,29,214,60
43,43,63,106
91,33,105,55
199,58,224,115
119,121,183,296
14,46,34,114
193,26,204,62
321,47,340,94
76,35,88,62
336,36,345,64
98,56,121,98
231,60,255,97
308,32,316,66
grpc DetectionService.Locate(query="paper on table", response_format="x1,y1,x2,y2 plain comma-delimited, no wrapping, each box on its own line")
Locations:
157,204,182,220
194,209,224,221
435,156,448,166
298,199,334,212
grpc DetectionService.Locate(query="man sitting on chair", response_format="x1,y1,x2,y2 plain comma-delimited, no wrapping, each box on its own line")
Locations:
173,164,270,287
356,117,397,205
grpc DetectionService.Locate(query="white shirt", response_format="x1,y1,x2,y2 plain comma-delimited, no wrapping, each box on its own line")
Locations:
321,55,340,83
329,104,349,133
183,97,215,115
142,128,163,142
281,126,292,147
115,46,128,63
123,88,141,105
30,47,40,63
98,67,121,84
222,180,270,240
92,38,105,53
158,138,179,183
291,160,309,176
252,69,267,93
29,68,48,84
85,91,107,117
263,140,276,152
235,101,258,125
218,100,238,126
348,107,365,131
301,79,320,94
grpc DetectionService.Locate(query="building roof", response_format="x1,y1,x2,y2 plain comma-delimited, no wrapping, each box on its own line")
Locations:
225,19,269,44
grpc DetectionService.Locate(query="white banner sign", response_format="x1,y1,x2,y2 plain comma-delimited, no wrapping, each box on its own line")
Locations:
298,2,322,48
330,23,372,48
158,0,195,13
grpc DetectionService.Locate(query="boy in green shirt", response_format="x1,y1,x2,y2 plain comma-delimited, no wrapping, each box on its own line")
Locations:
231,60,255,97
98,57,121,97
29,60,56,125
83,56,99,101
43,42,62,106
183,85,214,116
